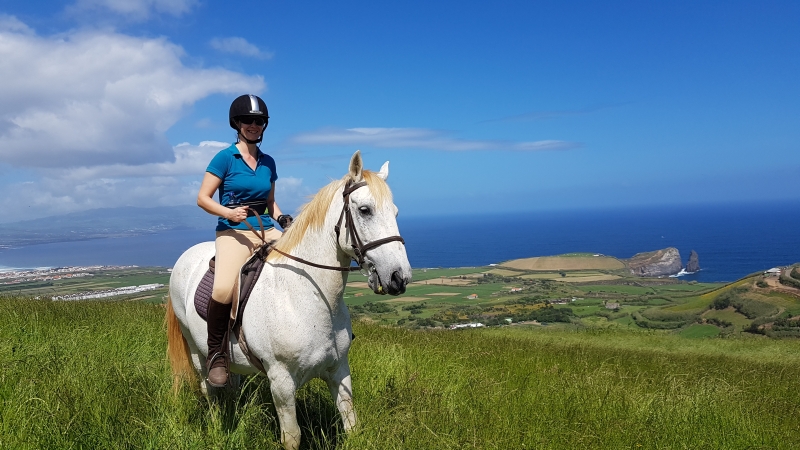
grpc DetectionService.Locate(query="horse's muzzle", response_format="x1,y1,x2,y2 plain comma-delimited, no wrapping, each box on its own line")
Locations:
385,270,408,295
368,269,409,296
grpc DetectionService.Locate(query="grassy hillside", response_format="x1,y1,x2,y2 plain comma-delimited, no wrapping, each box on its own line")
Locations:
2,297,800,449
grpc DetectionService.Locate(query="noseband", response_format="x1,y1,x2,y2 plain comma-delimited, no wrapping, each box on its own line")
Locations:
270,180,405,272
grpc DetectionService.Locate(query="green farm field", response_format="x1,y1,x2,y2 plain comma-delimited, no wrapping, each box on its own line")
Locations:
501,254,626,271
703,307,751,329
3,297,800,449
764,291,800,315
0,267,170,302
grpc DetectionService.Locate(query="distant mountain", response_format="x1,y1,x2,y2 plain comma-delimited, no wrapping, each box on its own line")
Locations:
0,206,215,247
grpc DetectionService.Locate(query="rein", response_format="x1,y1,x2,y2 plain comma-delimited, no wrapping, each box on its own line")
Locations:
269,247,356,272
243,180,405,272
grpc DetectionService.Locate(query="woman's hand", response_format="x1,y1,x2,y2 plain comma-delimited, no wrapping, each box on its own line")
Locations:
226,206,249,223
197,173,250,221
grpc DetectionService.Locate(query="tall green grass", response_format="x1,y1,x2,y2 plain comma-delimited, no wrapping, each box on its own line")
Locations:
2,297,800,449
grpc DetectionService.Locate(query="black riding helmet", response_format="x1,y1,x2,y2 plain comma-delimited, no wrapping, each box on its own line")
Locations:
229,94,269,144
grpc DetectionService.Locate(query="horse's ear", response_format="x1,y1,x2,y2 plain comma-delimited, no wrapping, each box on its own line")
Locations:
377,161,389,180
349,150,363,181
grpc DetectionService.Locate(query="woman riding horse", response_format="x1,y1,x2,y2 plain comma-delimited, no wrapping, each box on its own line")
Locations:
196,94,293,387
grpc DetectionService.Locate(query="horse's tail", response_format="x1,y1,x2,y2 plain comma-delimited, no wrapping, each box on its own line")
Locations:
165,295,196,393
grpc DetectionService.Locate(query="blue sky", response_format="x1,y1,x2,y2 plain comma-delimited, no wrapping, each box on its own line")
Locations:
0,1,798,221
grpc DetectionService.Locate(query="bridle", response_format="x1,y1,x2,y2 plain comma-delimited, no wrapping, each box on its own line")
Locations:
266,180,405,272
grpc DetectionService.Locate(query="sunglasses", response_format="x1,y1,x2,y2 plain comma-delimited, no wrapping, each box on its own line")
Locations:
237,116,267,127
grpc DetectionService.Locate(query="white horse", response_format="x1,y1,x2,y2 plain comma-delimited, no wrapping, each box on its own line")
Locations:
166,151,412,449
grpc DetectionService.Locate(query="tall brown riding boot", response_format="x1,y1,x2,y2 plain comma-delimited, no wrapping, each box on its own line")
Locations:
206,298,233,388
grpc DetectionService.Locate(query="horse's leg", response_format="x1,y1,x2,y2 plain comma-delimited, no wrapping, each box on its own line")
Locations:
228,373,241,390
325,362,357,432
186,340,210,396
268,368,301,450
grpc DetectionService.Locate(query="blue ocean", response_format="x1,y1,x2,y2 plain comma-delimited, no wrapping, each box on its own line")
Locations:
0,201,798,283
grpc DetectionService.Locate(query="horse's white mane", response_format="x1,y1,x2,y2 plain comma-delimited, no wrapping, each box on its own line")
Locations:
267,170,393,259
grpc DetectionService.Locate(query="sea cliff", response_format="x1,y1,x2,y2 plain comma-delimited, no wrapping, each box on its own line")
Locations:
626,247,683,277
686,250,700,273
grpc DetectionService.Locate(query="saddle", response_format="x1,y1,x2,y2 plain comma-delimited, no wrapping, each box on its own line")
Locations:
194,243,273,374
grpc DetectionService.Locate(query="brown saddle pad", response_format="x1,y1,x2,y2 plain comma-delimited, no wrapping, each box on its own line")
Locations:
194,258,215,321
194,245,269,325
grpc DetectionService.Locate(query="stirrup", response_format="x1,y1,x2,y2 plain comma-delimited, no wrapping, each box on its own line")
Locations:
206,351,229,387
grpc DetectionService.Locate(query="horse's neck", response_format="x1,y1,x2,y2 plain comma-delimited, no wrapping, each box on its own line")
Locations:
277,193,351,303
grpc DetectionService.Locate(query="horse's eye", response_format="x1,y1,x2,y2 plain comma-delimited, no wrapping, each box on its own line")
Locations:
358,206,371,215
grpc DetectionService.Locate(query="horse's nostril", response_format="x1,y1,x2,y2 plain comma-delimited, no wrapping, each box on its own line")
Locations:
391,271,404,287
389,271,406,295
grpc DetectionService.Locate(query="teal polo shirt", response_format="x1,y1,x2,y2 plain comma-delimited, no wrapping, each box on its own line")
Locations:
206,144,278,231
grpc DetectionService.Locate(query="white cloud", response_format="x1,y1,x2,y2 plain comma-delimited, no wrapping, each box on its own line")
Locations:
53,141,230,181
1,141,228,214
0,142,308,220
274,176,308,205
0,19,264,168
0,171,195,217
194,118,214,129
0,14,33,34
69,0,198,19
210,37,274,60
291,127,580,152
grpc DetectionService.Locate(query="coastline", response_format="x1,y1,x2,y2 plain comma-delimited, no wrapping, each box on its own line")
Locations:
0,202,798,283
